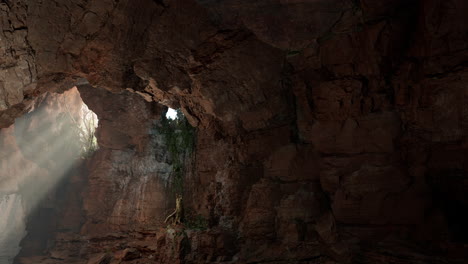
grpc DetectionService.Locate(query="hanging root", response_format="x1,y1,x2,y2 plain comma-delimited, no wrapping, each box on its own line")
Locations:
164,194,183,225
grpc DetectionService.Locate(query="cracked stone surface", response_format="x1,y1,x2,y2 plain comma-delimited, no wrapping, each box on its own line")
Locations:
0,0,467,263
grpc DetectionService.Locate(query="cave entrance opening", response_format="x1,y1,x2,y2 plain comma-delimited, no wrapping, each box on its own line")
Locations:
0,87,98,263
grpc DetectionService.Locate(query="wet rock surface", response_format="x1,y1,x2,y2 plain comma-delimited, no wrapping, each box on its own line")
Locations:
0,0,467,263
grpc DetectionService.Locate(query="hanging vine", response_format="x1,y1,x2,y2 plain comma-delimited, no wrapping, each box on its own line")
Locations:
158,109,196,195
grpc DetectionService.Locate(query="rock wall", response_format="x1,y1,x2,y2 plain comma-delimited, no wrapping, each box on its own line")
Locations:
77,85,173,236
0,0,466,263
0,89,87,263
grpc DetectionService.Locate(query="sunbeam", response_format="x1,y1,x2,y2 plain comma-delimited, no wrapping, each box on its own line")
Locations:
0,87,98,264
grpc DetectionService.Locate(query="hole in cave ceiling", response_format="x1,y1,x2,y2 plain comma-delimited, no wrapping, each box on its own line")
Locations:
166,107,178,120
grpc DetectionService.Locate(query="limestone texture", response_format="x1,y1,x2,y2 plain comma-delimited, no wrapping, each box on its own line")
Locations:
0,0,467,263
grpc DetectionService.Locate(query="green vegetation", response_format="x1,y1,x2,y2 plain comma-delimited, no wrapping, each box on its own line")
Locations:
184,213,208,231
286,49,301,58
160,108,199,229
158,109,196,195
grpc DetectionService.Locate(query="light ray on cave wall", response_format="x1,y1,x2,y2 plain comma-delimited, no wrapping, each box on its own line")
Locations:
0,88,98,264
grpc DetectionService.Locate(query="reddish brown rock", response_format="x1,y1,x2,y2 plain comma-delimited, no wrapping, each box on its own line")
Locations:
0,0,467,263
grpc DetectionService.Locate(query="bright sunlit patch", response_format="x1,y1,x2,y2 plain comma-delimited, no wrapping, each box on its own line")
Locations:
78,102,99,156
0,87,99,262
166,108,178,120
60,88,99,157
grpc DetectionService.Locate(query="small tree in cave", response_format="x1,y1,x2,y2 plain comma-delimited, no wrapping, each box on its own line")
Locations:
159,108,196,225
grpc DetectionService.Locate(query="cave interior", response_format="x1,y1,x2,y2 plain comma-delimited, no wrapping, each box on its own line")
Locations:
0,0,467,263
